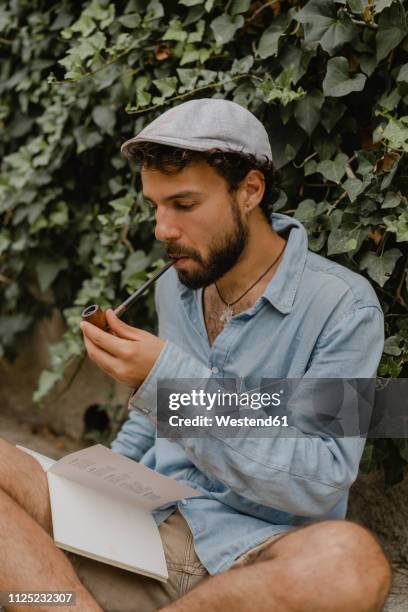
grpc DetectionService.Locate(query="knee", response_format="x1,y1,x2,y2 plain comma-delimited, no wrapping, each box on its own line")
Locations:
311,520,392,610
266,519,392,611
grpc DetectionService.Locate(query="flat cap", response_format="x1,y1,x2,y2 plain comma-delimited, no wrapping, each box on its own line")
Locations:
121,98,272,163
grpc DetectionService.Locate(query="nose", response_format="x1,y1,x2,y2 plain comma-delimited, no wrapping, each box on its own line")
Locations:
154,208,182,243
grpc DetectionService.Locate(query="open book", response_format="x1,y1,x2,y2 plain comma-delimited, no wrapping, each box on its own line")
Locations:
17,444,200,582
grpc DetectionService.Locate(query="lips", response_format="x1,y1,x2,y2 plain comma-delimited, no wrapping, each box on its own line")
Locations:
173,256,191,269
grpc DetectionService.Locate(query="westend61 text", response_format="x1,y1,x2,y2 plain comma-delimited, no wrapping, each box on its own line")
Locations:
168,415,289,427
168,390,283,411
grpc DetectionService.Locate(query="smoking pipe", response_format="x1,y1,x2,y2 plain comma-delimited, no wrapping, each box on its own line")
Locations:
81,260,174,332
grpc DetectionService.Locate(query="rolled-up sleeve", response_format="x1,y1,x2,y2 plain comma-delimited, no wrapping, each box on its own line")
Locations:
110,409,155,461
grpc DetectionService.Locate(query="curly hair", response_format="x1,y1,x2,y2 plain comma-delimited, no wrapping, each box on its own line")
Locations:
122,141,279,219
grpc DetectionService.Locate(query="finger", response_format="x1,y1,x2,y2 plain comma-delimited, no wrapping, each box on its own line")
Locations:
82,334,122,378
105,309,142,341
80,320,132,358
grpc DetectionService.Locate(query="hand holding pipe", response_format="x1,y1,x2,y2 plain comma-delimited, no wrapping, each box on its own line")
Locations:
81,260,173,331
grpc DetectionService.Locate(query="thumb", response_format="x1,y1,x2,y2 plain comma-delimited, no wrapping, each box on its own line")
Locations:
105,308,140,341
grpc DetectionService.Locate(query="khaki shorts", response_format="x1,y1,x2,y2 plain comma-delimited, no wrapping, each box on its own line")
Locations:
67,509,285,612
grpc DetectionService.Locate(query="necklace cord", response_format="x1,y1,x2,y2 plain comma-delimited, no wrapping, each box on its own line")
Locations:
215,242,286,308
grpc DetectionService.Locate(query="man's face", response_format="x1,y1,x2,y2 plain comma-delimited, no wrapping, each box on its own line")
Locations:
141,161,249,289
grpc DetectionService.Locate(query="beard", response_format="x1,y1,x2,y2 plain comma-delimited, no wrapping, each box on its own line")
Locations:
166,198,249,290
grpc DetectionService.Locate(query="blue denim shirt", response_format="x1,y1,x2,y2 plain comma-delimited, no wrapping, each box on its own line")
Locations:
111,213,384,575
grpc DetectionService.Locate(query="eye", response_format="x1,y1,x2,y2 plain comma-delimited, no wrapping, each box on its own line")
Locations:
175,202,194,210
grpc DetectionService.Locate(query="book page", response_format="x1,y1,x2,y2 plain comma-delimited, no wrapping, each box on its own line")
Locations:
49,444,200,511
48,473,168,581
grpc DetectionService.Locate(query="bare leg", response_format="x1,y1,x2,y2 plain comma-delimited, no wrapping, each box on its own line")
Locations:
0,438,53,534
163,520,392,612
0,438,102,611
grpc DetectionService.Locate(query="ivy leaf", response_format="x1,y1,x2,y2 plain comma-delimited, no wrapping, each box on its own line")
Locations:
93,64,121,91
163,18,188,42
327,228,358,254
383,335,402,356
320,99,346,132
272,190,288,212
258,68,306,106
73,126,103,153
118,13,141,28
92,105,116,135
233,81,256,107
295,1,358,55
380,115,408,151
360,54,377,77
376,3,408,61
186,19,205,43
384,210,408,241
396,63,408,82
373,0,395,13
0,313,33,349
304,159,318,175
294,91,324,135
35,258,69,292
196,69,218,86
0,230,11,255
257,14,291,59
231,0,251,15
348,0,367,12
309,231,328,252
121,251,151,288
33,370,64,403
50,202,69,226
144,0,164,21
210,14,244,45
177,68,199,91
231,55,254,75
267,115,306,169
360,249,402,286
382,191,401,208
343,177,364,201
317,152,348,183
153,77,178,98
108,194,134,225
294,199,317,222
61,14,96,39
323,57,366,97
295,0,337,27
377,87,401,112
279,43,315,83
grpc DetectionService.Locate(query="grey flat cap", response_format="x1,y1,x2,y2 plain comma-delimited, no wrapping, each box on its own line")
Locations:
121,98,272,163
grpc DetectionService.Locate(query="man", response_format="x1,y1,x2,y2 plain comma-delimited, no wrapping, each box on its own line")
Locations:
0,99,391,611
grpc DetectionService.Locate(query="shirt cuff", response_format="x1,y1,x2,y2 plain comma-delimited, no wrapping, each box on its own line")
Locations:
128,340,212,418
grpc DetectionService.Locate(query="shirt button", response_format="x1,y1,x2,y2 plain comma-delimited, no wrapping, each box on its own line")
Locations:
180,499,187,506
211,366,219,374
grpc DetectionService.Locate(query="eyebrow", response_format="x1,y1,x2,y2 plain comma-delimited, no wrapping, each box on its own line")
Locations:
143,190,204,204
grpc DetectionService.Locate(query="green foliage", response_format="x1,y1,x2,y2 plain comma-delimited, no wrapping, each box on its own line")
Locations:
1,0,408,482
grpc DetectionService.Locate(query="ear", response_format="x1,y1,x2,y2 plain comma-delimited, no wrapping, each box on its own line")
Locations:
237,170,265,214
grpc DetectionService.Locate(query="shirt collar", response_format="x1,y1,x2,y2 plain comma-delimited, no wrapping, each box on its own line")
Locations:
176,212,308,316
262,213,308,314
